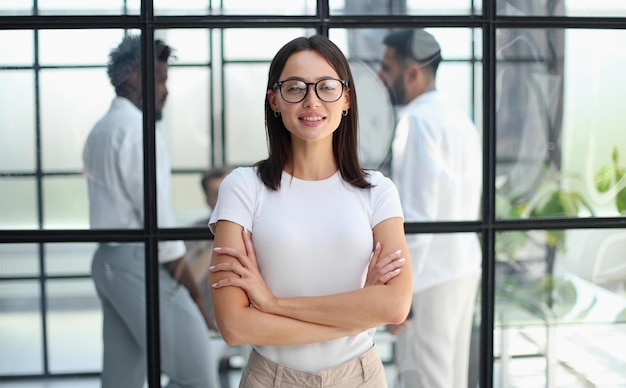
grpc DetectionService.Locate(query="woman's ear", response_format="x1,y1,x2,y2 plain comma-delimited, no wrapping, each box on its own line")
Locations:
343,87,351,111
267,89,279,111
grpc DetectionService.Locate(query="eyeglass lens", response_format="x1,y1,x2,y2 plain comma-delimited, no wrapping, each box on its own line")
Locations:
279,79,344,103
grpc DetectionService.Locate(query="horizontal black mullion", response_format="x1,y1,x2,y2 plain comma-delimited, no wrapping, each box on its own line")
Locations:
0,15,141,29
492,216,626,232
493,15,626,29
0,372,100,381
0,229,147,244
0,274,91,282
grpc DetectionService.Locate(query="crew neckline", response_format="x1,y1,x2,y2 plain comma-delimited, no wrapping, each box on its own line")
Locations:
281,170,341,186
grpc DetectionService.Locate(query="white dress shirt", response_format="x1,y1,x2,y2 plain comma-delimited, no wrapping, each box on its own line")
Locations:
392,90,482,293
83,97,185,263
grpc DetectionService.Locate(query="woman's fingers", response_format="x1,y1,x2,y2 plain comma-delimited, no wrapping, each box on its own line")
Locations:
365,246,407,286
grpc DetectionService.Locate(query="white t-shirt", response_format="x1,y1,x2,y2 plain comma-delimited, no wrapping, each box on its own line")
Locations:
83,97,186,263
209,167,403,371
392,90,482,293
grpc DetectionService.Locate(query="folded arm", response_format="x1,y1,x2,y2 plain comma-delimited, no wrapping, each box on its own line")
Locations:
209,217,412,346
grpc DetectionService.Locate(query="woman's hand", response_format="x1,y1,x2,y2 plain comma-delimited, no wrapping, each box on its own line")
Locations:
364,242,406,287
210,228,277,313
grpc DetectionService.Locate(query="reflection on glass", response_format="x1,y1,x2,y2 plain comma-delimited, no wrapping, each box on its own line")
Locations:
495,228,626,387
495,28,626,220
0,281,43,375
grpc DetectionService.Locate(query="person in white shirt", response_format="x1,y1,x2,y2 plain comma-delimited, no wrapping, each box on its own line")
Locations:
378,29,483,388
83,35,213,387
207,35,413,387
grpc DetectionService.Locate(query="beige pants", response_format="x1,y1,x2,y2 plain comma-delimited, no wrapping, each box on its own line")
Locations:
239,345,387,388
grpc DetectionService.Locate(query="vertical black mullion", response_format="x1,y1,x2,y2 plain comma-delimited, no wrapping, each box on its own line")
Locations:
140,0,161,386
318,0,329,36
32,23,52,377
480,0,497,387
219,29,226,167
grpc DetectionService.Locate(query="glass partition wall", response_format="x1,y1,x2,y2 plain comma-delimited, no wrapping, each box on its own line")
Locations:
1,1,625,387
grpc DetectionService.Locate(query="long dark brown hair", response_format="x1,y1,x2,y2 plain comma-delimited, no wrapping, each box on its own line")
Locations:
255,35,371,191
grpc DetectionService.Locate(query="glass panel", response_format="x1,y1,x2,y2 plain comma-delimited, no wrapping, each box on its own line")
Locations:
497,0,626,17
40,68,113,171
332,0,480,15
0,280,43,375
0,30,34,65
0,70,36,173
154,0,315,16
496,28,626,219
158,29,210,64
42,176,89,229
495,228,626,386
0,178,38,230
0,0,33,16
39,30,126,66
224,63,268,166
36,0,139,15
47,278,101,373
223,29,311,61
45,243,95,276
0,243,39,278
172,174,209,227
162,67,211,170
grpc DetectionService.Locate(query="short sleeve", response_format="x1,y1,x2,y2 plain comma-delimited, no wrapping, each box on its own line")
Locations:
209,167,257,234
368,171,404,227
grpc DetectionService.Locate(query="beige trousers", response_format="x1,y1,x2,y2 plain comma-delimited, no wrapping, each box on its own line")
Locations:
239,345,387,388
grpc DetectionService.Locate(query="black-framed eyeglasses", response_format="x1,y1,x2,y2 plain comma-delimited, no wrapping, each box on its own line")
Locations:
273,78,348,103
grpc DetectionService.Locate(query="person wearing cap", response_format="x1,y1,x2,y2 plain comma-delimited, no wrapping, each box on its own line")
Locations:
83,35,213,387
379,29,482,388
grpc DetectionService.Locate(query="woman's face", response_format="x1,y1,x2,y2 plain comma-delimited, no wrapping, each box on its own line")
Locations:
268,50,350,145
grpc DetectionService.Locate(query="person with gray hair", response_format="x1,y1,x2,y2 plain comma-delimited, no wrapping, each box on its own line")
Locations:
83,34,213,387
379,29,482,388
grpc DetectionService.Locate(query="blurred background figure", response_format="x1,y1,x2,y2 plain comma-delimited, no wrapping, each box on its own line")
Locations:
378,29,482,388
83,34,213,387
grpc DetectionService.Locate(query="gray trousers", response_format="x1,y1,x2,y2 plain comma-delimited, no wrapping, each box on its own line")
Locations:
394,274,480,388
91,244,213,388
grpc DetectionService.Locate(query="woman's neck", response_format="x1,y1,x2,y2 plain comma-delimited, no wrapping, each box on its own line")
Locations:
287,141,337,181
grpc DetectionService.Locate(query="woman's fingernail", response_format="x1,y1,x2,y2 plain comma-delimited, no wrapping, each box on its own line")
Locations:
213,247,222,252
376,242,380,250
394,249,402,255
209,266,215,270
398,258,406,263
211,282,219,288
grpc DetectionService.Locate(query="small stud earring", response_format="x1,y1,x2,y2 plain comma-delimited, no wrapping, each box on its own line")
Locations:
274,111,281,118
342,109,348,116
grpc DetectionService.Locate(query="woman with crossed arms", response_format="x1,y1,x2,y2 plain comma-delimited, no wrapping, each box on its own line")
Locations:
208,35,413,388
